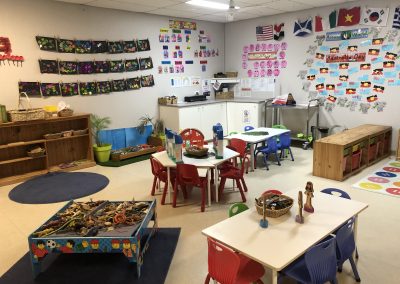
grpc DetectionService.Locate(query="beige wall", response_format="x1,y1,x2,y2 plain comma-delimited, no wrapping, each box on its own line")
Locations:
225,0,400,148
0,0,225,128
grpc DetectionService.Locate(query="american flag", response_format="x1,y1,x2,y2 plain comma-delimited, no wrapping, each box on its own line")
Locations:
256,25,273,41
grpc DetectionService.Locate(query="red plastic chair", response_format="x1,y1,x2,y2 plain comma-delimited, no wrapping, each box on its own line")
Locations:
205,237,264,284
229,138,251,174
262,189,282,195
218,147,248,202
180,128,207,147
173,164,208,212
150,156,175,205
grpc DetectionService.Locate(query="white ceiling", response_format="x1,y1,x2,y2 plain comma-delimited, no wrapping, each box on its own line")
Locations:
55,0,356,23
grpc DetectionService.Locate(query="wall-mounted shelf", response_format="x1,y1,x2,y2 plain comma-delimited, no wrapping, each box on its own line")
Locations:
210,78,240,84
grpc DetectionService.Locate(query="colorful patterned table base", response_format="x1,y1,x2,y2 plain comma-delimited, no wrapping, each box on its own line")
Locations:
28,200,157,278
352,160,400,197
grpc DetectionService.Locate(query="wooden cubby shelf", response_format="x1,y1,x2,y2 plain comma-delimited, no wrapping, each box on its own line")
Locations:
313,124,392,181
0,114,95,186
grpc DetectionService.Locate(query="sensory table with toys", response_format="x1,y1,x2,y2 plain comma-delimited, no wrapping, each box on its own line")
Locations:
28,199,157,278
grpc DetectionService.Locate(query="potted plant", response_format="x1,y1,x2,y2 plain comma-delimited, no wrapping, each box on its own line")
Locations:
91,114,112,162
138,114,165,147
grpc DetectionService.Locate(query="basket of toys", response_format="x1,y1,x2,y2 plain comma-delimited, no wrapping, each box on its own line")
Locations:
185,146,209,157
58,108,74,117
255,193,293,218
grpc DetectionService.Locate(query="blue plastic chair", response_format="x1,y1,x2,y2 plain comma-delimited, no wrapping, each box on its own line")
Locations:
255,137,281,170
336,218,361,282
244,125,254,132
277,132,294,161
321,188,359,259
280,236,338,284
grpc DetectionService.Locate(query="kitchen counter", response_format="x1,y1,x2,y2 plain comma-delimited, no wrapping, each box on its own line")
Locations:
161,98,266,108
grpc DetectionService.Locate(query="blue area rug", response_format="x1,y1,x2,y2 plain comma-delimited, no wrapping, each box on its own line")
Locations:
0,228,180,284
8,172,109,204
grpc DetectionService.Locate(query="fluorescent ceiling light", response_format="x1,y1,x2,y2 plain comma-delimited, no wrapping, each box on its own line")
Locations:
186,0,239,10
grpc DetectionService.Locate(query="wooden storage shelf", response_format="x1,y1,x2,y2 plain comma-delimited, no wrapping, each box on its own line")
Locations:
313,124,392,181
0,114,94,186
0,155,46,165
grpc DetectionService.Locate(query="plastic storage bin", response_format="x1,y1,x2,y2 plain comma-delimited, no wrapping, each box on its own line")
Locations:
352,150,362,170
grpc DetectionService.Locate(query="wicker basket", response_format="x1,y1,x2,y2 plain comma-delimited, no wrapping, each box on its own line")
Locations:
27,149,46,158
58,108,74,117
7,93,45,122
255,193,294,218
73,128,88,136
44,133,62,140
62,130,73,137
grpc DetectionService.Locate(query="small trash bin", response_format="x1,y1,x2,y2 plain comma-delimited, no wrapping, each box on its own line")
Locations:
317,127,329,139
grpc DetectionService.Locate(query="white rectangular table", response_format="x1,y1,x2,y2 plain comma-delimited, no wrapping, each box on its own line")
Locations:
202,190,368,284
225,127,290,171
152,146,239,206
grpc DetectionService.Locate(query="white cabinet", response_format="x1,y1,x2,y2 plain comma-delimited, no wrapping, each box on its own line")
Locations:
226,102,264,134
160,103,227,140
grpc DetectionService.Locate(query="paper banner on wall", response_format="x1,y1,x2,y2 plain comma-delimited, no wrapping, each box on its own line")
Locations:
339,40,350,48
359,88,371,95
316,77,326,83
319,45,329,52
251,78,275,92
329,63,339,69
371,57,383,64
388,79,400,86
326,28,368,41
315,61,326,67
169,20,196,30
309,68,318,75
349,81,360,88
382,44,394,51
325,52,366,63
247,52,277,60
337,81,348,88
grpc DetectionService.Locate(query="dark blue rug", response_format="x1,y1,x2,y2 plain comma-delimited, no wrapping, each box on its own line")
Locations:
0,228,180,284
8,172,109,204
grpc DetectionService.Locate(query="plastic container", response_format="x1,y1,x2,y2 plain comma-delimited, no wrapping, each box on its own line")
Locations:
368,144,377,162
166,129,174,158
174,135,183,163
352,150,361,170
215,129,224,159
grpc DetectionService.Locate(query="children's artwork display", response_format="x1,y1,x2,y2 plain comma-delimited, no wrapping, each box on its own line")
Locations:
298,28,400,113
241,42,288,78
35,36,150,53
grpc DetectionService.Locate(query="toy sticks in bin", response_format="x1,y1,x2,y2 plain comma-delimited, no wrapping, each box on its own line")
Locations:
7,92,45,122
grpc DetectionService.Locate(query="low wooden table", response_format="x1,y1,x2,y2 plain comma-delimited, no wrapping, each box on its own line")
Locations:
28,200,157,278
202,190,368,284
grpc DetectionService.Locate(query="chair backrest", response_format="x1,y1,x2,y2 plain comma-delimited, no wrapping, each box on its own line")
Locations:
262,189,282,195
336,218,356,264
272,124,287,129
244,126,254,132
266,137,278,152
305,236,337,284
279,132,291,148
176,164,201,186
180,128,205,147
230,138,247,157
150,156,164,176
228,203,249,217
321,188,351,199
207,237,241,284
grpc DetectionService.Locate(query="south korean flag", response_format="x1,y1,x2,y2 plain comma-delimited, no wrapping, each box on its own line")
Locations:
361,7,389,26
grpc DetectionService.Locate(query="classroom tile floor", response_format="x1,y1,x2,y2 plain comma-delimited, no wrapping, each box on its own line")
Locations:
0,147,399,283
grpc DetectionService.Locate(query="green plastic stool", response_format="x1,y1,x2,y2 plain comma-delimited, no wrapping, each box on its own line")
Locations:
228,203,249,217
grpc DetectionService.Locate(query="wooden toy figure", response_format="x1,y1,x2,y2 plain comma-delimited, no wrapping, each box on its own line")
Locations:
259,195,268,228
295,191,304,223
304,181,314,213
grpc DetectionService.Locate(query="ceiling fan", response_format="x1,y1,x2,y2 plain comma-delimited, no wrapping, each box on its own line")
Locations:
226,0,239,22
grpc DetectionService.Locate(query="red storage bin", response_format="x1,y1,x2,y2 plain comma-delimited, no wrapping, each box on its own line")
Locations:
368,144,377,162
352,150,361,170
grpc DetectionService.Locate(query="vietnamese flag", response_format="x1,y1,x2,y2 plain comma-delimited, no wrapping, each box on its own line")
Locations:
337,7,361,26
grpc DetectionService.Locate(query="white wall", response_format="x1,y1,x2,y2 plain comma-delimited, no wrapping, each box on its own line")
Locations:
225,0,400,148
0,0,224,128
